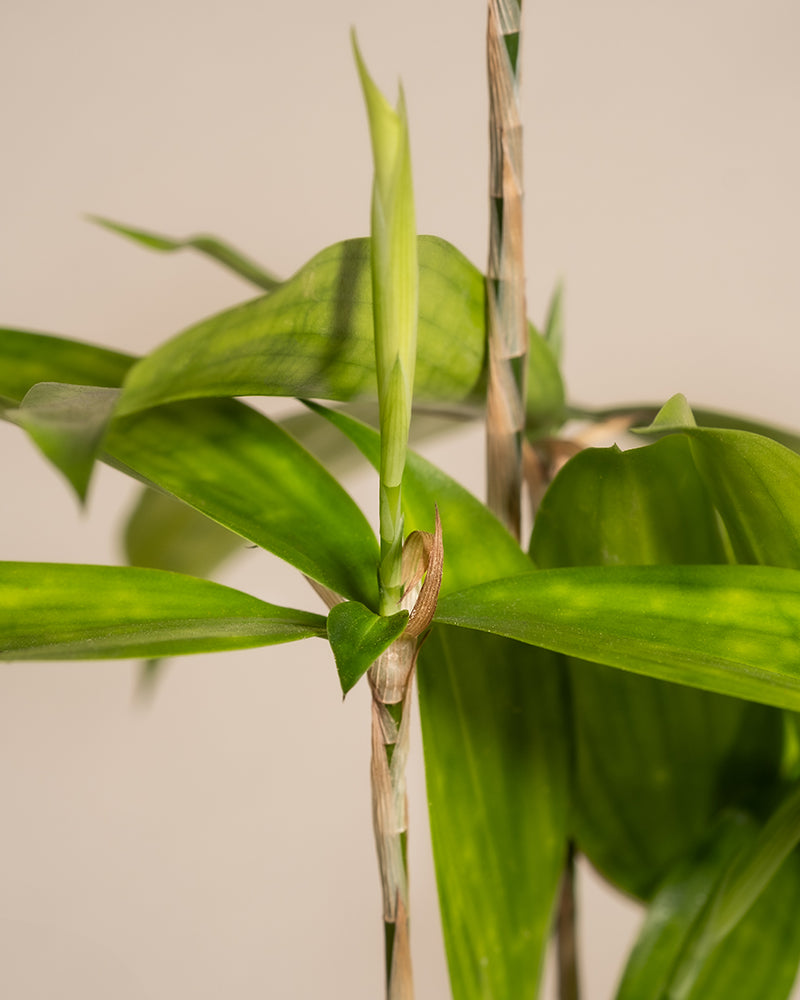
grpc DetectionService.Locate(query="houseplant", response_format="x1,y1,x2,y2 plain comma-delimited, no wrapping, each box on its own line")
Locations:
1,1,800,1000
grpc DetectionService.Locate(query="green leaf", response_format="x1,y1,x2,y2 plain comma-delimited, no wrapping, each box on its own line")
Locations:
573,400,800,455
124,487,244,576
531,436,782,898
435,564,800,712
418,627,569,1000
354,36,419,614
618,793,800,1000
635,405,800,567
526,321,566,434
304,402,532,595
637,391,698,431
542,281,564,362
8,383,120,502
686,429,800,569
105,398,380,607
681,851,800,1000
531,436,729,568
88,215,280,291
115,236,486,417
0,562,326,660
0,328,133,402
706,780,800,942
305,407,569,997
326,601,409,695
615,813,755,1000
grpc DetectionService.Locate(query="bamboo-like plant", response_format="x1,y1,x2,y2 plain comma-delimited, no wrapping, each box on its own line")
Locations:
4,9,800,1000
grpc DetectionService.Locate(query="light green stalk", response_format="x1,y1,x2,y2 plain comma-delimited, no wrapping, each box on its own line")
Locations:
354,34,420,1000
353,33,418,616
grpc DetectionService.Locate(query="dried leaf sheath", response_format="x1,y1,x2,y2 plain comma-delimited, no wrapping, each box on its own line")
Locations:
486,0,528,539
367,512,442,1000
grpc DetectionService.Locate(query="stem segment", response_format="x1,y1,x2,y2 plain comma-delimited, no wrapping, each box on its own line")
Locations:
486,0,528,540
557,842,581,1000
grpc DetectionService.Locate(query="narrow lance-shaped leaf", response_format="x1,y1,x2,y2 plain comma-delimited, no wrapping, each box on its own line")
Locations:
353,32,418,614
88,215,281,292
435,564,800,712
0,562,325,660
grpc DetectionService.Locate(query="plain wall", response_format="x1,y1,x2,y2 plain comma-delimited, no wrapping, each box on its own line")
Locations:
2,1,799,997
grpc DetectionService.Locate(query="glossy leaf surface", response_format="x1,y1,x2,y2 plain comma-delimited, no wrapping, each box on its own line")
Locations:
435,564,800,712
0,562,325,660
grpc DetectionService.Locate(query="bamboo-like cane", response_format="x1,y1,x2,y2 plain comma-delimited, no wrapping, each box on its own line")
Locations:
486,6,581,996
486,0,528,541
367,516,443,1000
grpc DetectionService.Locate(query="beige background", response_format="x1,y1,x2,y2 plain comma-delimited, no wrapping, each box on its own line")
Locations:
1,0,799,997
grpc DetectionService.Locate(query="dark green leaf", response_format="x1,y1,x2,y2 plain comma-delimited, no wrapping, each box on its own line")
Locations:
0,562,326,660
326,601,408,695
88,215,280,292
105,399,379,607
682,852,800,1000
706,780,800,942
618,792,800,1000
9,383,120,502
531,437,781,897
435,564,800,712
615,813,754,1000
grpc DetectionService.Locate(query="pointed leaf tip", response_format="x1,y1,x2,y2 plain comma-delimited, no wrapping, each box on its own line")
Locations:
634,393,698,434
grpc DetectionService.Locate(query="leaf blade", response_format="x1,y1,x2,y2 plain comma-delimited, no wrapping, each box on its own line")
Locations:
88,215,281,291
435,564,800,711
105,399,380,607
0,562,325,660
